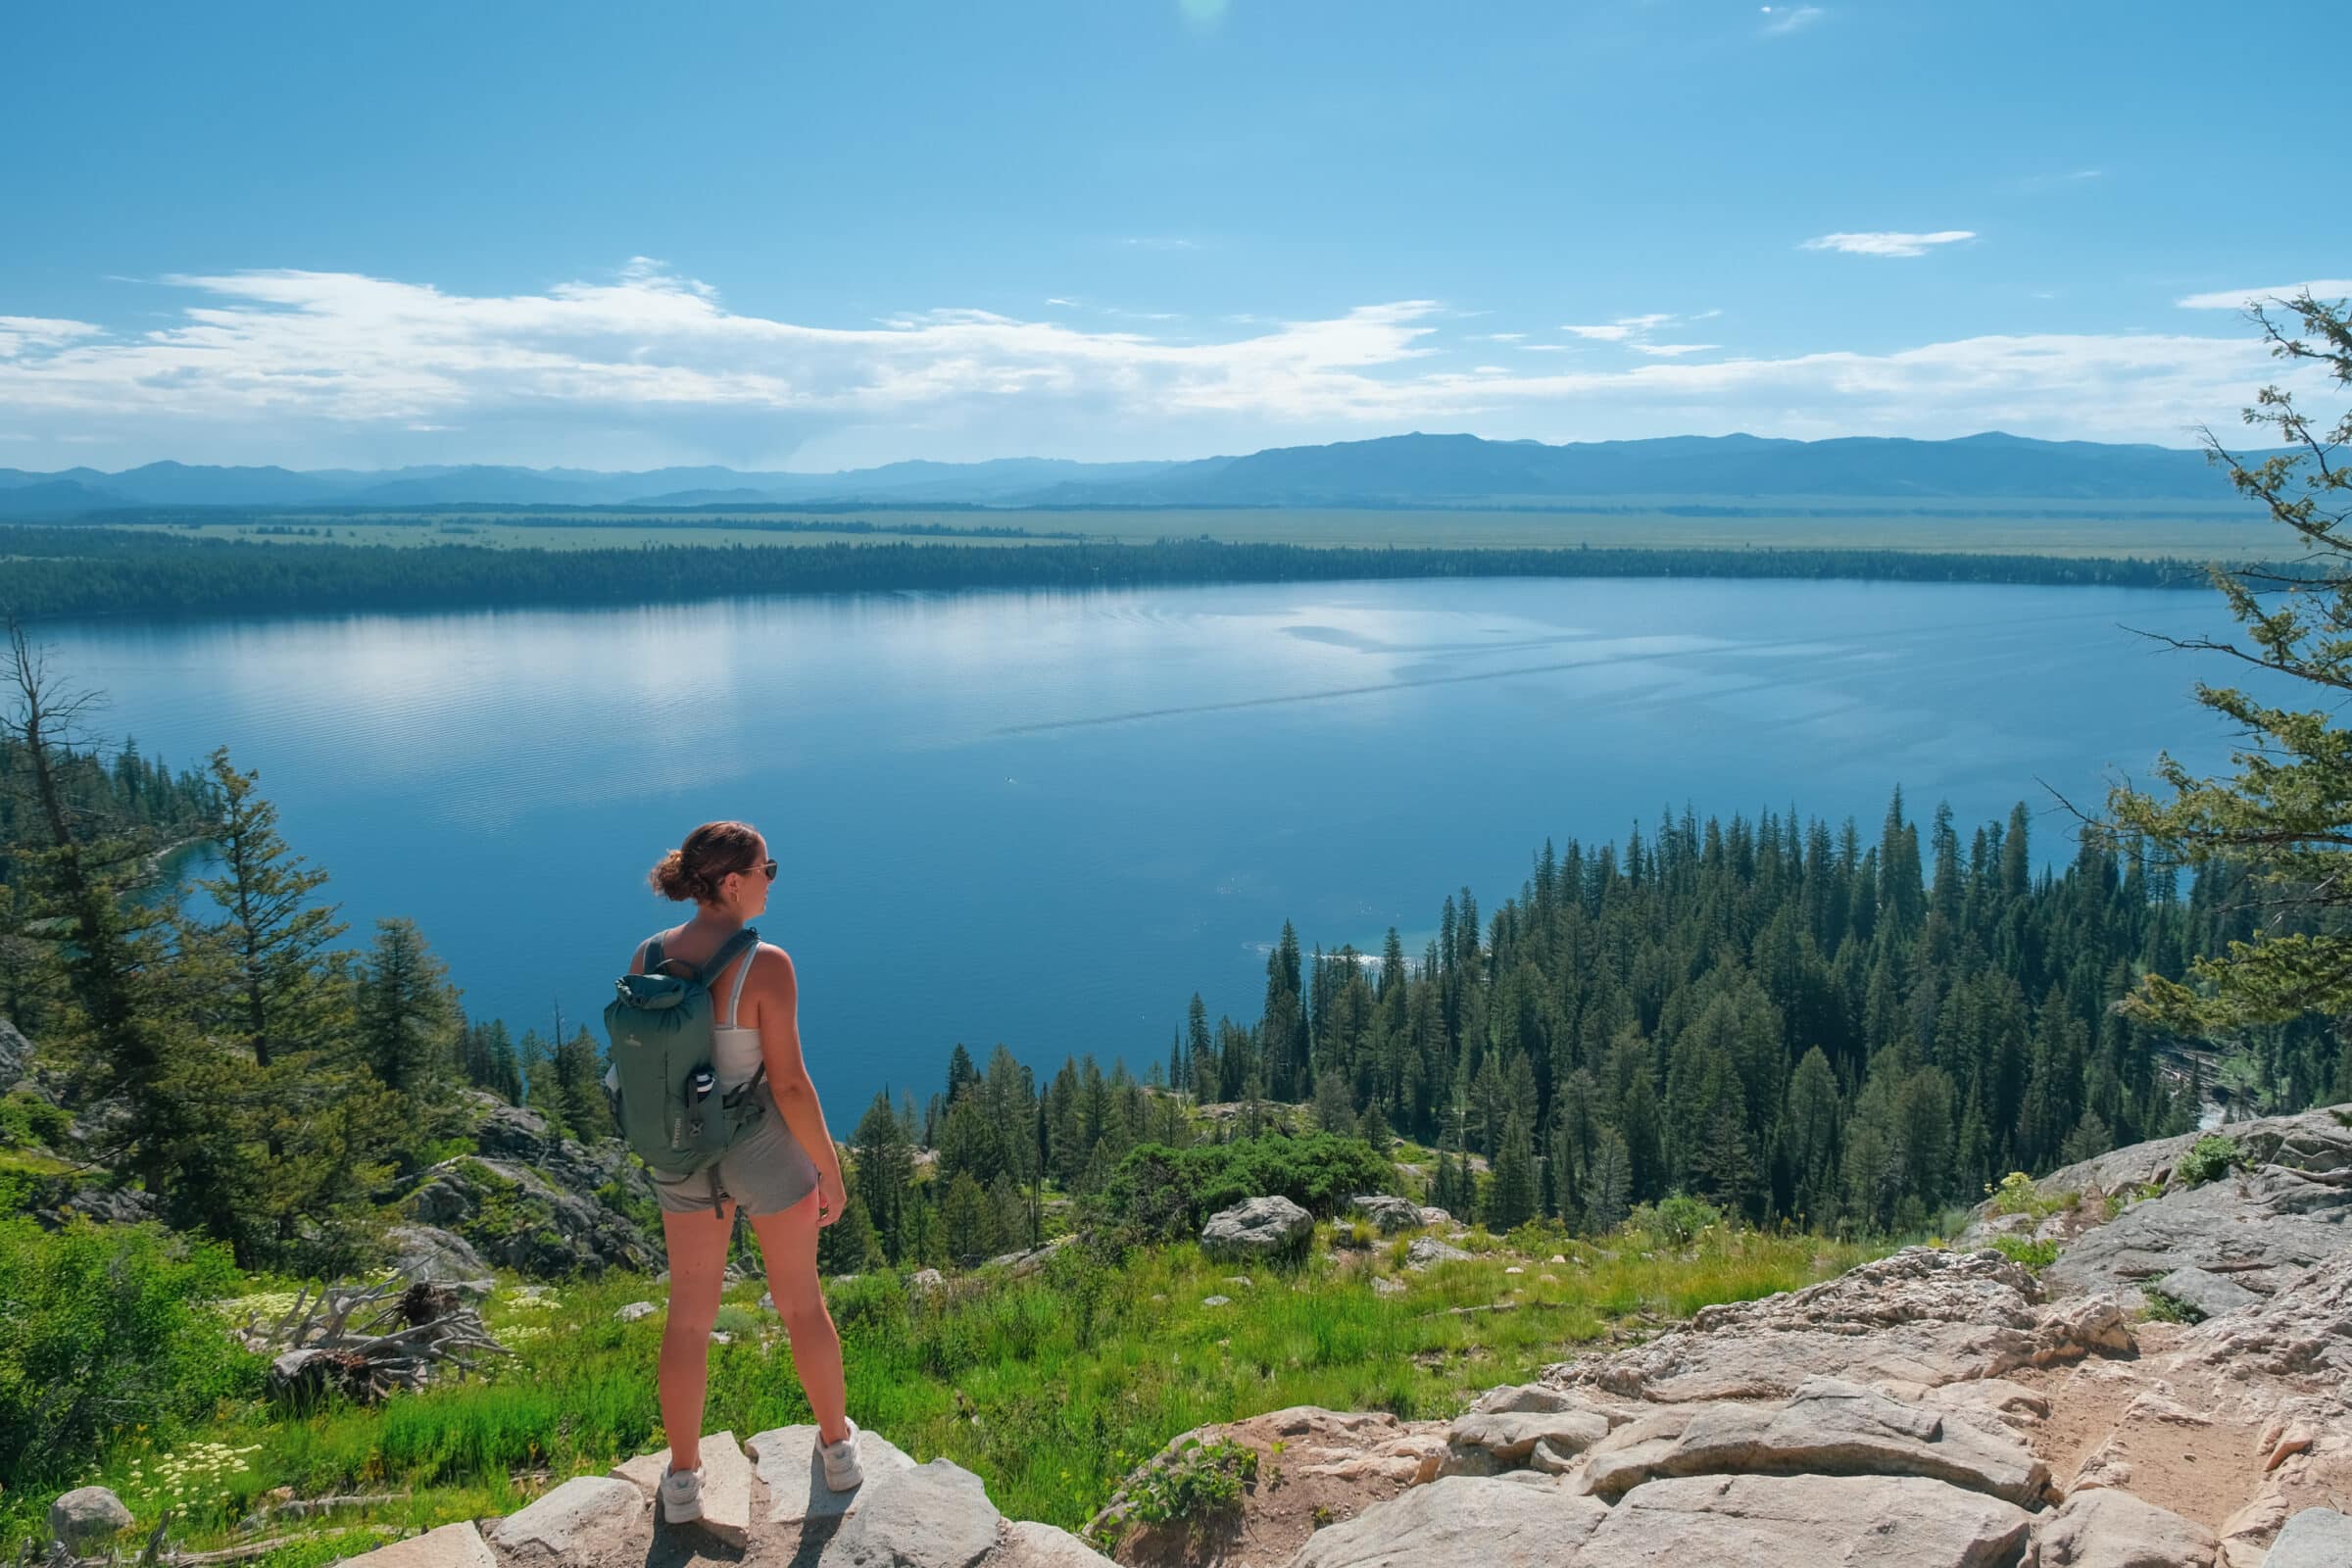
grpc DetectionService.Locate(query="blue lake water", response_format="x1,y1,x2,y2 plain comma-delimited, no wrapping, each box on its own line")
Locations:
43,577,2236,1114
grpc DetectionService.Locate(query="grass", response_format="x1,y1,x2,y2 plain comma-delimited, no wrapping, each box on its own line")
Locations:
6,1222,1886,1561
123,504,2266,560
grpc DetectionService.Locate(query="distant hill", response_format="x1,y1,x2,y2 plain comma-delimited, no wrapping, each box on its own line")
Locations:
0,432,2265,519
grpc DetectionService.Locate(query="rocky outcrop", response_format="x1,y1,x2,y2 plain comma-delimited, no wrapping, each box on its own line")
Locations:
1200,1198,1313,1262
1544,1247,2132,1403
384,1224,493,1289
2031,1489,2218,1567
0,1014,32,1092
400,1154,656,1279
1345,1196,1422,1235
336,1428,1112,1568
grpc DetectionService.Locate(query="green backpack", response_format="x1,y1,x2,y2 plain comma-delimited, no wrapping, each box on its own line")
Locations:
603,926,770,1183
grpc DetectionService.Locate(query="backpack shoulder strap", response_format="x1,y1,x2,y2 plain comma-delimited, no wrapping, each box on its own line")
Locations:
696,926,760,991
639,933,665,974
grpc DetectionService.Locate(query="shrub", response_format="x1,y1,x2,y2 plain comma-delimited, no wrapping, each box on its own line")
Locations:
1984,1171,2079,1220
1629,1194,1724,1248
0,1091,71,1151
1101,1134,1396,1242
2140,1286,2202,1324
0,1218,265,1487
2173,1135,2243,1189
1110,1436,1259,1536
1989,1236,2061,1272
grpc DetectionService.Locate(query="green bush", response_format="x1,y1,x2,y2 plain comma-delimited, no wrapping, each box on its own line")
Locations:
1101,1134,1396,1242
1984,1171,2080,1220
0,1218,265,1487
1989,1236,2061,1271
2140,1285,2202,1324
2173,1135,2243,1189
1629,1194,1724,1248
0,1091,72,1151
1110,1435,1259,1535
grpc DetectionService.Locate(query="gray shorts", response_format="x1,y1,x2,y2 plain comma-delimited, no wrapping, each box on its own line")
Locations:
652,1088,819,1217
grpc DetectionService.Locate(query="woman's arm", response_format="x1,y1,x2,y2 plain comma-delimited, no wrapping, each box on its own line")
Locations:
745,945,847,1225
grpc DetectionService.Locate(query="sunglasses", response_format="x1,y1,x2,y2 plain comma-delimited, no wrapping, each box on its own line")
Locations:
752,858,777,882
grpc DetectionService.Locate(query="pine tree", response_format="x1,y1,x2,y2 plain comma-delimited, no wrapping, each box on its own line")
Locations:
1487,1109,1537,1231
1586,1129,1633,1232
852,1091,914,1263
940,1170,995,1266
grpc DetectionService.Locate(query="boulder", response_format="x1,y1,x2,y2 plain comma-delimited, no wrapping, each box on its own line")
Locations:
2041,1168,2349,1306
1444,1409,1611,1473
329,1522,498,1568
615,1300,658,1323
1577,1376,2048,1505
610,1430,755,1545
1404,1237,1471,1270
1547,1247,2131,1402
911,1267,947,1293
2033,1488,2219,1567
1201,1197,1313,1261
747,1423,917,1524
2173,1251,2352,1384
2270,1508,2352,1568
2150,1265,2260,1321
383,1224,492,1290
1418,1206,1454,1227
1577,1473,2031,1568
995,1520,1121,1566
1348,1195,1424,1234
47,1488,132,1553
486,1476,644,1556
1289,1472,1609,1567
817,1457,1000,1568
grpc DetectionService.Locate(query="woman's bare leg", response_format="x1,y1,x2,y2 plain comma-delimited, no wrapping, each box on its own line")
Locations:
748,1193,850,1443
659,1201,733,1472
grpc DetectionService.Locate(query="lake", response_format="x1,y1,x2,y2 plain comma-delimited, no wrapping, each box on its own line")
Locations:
43,576,2236,1114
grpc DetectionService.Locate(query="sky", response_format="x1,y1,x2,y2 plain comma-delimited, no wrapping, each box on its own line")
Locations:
2,1,2345,473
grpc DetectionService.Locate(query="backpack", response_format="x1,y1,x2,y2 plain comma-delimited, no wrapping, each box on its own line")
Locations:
603,925,771,1180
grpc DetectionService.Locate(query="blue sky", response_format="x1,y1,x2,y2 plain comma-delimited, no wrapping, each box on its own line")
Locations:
3,0,2344,471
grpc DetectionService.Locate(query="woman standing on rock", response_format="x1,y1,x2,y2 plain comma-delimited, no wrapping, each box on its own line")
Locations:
631,820,863,1519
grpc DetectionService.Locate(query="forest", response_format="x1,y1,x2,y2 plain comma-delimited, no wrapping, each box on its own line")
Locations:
0,525,2215,619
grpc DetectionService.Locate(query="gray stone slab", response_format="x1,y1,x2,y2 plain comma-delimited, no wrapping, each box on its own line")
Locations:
747,1423,916,1524
817,1458,1000,1568
994,1521,1121,1567
2271,1508,2352,1568
487,1476,645,1557
1291,1473,1605,1567
332,1522,498,1568
610,1431,754,1545
2150,1265,2260,1321
1579,1473,2030,1568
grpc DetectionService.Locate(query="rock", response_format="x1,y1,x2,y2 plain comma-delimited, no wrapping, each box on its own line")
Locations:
1348,1195,1424,1234
1468,1383,1595,1416
1404,1237,1471,1270
1417,1206,1454,1227
709,1331,733,1345
401,1155,656,1279
911,1267,946,1293
985,1236,1072,1276
1202,1295,1232,1307
2033,1488,2219,1567
486,1476,644,1556
1576,1375,2048,1505
2150,1266,2261,1322
610,1431,754,1544
1371,1275,1405,1297
819,1457,1001,1568
1547,1247,2132,1402
1576,1473,2031,1568
2172,1251,2352,1384
1289,1472,1610,1567
0,1015,31,1092
615,1300,658,1323
382,1224,492,1291
1445,1409,1611,1470
747,1423,917,1524
34,1185,163,1228
47,1488,132,1552
2042,1169,2349,1306
331,1521,499,1568
2270,1508,2352,1568
1201,1197,1314,1261
995,1520,1122,1566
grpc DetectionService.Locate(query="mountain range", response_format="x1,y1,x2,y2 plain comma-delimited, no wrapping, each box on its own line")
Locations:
0,432,2261,518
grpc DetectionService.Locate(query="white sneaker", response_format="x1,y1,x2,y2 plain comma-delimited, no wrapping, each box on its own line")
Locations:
660,1464,704,1524
819,1421,864,1493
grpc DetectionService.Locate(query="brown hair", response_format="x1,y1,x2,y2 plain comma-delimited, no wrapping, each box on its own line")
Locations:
650,820,764,904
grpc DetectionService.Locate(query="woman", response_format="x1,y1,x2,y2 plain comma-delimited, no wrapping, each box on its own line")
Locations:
633,820,862,1520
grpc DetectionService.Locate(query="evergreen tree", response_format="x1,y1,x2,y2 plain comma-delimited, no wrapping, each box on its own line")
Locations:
852,1091,914,1263
1487,1109,1537,1231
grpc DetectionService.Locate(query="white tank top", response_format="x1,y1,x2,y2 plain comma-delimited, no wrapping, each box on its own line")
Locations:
710,949,763,1092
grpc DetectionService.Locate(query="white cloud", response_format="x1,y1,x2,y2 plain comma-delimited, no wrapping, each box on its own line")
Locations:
1802,230,1976,258
0,263,2323,466
1561,314,1673,342
0,316,105,358
1759,5,1824,34
2175,278,2352,310
1630,344,1721,358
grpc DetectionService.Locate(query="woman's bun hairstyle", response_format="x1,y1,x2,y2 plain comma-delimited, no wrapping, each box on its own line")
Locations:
650,820,763,904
